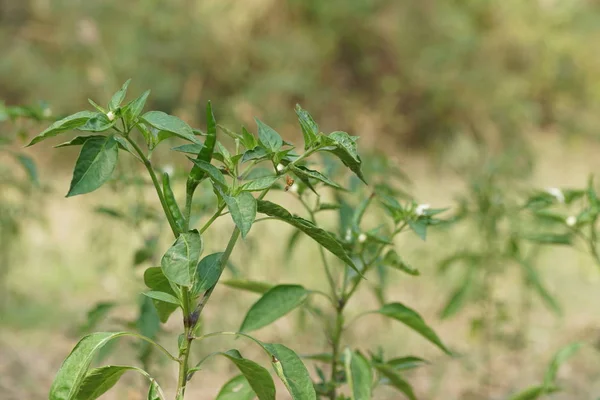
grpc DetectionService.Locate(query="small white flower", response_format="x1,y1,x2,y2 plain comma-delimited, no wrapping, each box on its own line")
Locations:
276,163,284,172
163,164,174,176
546,187,565,203
106,111,115,121
415,203,430,216
566,215,577,227
358,233,367,243
345,228,352,242
288,183,299,194
42,108,52,118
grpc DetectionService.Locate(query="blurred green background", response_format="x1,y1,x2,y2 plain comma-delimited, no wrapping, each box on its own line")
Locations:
2,1,600,399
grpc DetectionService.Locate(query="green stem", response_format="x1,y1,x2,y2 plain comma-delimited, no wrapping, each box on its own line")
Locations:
328,302,345,400
183,190,193,231
200,204,226,234
125,136,180,237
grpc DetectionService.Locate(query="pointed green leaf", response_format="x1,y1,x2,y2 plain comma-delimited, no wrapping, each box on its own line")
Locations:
520,260,561,315
241,127,258,150
386,356,428,371
223,192,257,238
290,165,342,189
522,233,572,245
544,342,582,386
383,250,419,276
440,267,474,319
172,143,205,154
221,350,276,400
407,220,427,241
262,343,316,400
377,303,451,354
256,200,359,274
143,267,178,323
147,380,162,400
77,113,117,132
295,105,318,150
192,252,224,295
123,90,150,124
160,230,203,286
320,131,365,183
242,147,269,163
508,386,555,400
14,153,39,186
50,332,132,400
216,375,255,400
241,175,279,192
108,79,131,110
143,291,181,305
55,135,109,148
255,118,283,153
67,135,119,197
28,110,96,146
222,279,273,294
188,158,227,187
75,365,145,400
344,349,372,400
240,285,308,332
141,111,200,144
373,364,416,400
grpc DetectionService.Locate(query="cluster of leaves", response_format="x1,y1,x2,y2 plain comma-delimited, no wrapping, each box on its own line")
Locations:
29,80,407,400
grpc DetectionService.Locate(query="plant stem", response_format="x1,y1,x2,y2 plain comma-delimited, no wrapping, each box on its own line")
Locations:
328,301,345,400
200,204,226,234
125,136,179,237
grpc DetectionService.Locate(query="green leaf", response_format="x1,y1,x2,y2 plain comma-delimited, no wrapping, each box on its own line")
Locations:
520,260,561,315
147,380,162,400
77,113,117,132
256,200,360,274
172,143,205,154
508,386,553,400
123,90,150,124
79,302,116,333
240,285,308,332
522,233,572,245
143,267,178,323
75,365,144,400
143,291,181,305
192,252,224,295
216,375,255,400
160,230,203,286
320,131,366,183
14,153,39,186
55,135,107,148
386,356,428,371
295,105,318,150
27,110,96,146
544,342,582,386
262,343,316,400
141,111,200,144
377,303,451,354
221,350,276,400
67,135,119,197
242,147,269,163
290,165,342,189
373,364,416,400
241,175,279,192
255,118,283,153
108,79,131,110
222,279,273,294
188,101,218,189
188,158,227,187
49,332,134,400
241,127,258,150
440,267,474,319
344,349,372,400
407,220,427,241
383,250,419,276
223,191,257,238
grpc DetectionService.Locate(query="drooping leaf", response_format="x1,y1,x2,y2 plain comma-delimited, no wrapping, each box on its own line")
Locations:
407,220,427,241
172,143,205,154
295,105,318,150
141,111,200,144
377,303,451,354
108,79,131,110
27,110,96,146
75,365,146,400
543,342,582,386
67,135,119,197
255,118,283,153
79,302,116,333
192,252,224,295
147,380,162,400
256,200,359,274
344,349,372,400
522,233,572,245
319,131,366,183
14,153,39,186
221,350,276,400
223,191,257,238
240,285,308,332
386,356,428,371
49,332,134,400
222,279,273,294
440,266,474,319
216,375,255,400
383,250,419,276
290,164,342,189
262,343,316,400
508,385,556,400
373,364,416,400
160,230,203,286
55,135,108,148
520,260,561,315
